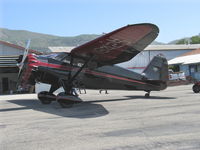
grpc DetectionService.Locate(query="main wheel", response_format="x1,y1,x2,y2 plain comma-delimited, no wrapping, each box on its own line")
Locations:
193,84,200,93
57,92,74,108
38,91,56,104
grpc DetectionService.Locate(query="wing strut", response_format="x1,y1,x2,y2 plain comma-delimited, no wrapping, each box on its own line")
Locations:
61,56,94,95
69,56,93,84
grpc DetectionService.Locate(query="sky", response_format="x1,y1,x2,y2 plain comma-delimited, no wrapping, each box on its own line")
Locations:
0,0,200,43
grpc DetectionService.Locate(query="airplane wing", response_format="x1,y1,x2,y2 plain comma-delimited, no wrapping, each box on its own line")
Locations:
70,23,159,66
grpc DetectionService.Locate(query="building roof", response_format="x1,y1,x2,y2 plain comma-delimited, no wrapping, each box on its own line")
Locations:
48,47,74,53
0,40,42,55
144,44,200,51
168,54,200,65
180,48,200,56
168,47,200,65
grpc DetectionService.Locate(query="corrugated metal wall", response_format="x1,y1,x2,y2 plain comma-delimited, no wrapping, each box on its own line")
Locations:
118,49,191,73
0,44,23,56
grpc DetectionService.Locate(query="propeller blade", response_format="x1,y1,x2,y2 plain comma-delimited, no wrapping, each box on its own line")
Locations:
18,39,31,78
21,39,31,64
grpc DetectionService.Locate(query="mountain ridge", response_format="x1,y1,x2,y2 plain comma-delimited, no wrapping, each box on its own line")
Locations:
2,27,198,53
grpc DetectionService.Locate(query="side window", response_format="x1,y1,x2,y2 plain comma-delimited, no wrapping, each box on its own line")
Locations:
54,52,68,61
73,58,84,67
62,56,70,64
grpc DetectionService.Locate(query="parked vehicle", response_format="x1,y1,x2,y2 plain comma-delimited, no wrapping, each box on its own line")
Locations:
168,69,186,81
192,81,200,93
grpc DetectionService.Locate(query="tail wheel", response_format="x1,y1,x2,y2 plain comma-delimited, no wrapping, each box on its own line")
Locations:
145,93,150,98
192,84,200,93
144,90,150,98
38,91,56,104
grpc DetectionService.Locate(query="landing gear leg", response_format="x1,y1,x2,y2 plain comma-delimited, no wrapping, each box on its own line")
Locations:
145,91,150,98
56,56,93,108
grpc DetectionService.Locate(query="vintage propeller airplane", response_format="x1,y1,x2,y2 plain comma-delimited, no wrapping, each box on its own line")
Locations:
17,23,168,108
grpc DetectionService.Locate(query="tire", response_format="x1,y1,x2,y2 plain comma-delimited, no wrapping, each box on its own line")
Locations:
145,93,150,98
192,84,200,93
38,91,56,104
57,92,74,108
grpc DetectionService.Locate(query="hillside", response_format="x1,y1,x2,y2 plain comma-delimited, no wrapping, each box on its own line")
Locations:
169,35,200,44
0,28,100,52
0,28,162,53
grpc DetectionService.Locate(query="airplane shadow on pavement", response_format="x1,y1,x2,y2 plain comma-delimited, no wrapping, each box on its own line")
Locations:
86,95,176,103
1,99,109,119
1,95,175,118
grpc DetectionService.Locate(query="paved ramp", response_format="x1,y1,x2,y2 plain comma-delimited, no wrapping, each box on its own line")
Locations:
0,85,200,150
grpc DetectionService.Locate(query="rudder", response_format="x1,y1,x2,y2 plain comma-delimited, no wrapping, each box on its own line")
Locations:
142,55,168,81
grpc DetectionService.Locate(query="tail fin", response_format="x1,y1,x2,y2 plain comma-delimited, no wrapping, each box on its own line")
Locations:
142,55,168,81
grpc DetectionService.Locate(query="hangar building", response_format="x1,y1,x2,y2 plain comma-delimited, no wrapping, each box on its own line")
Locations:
169,48,200,80
119,44,200,73
0,40,41,94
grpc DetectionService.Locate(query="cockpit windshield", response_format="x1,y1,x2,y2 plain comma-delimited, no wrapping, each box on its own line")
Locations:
53,52,69,61
42,52,83,66
39,52,70,64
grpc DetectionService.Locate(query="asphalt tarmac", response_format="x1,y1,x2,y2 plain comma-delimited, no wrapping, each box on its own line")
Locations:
1,84,200,150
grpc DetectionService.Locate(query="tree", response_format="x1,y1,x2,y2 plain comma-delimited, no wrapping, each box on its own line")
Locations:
176,36,200,44
191,36,200,44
